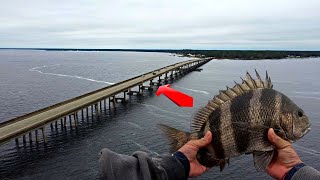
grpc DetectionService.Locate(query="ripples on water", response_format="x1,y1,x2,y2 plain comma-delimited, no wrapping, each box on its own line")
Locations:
0,50,320,179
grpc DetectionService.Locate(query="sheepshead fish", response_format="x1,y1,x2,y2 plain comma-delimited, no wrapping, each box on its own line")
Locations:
159,70,311,171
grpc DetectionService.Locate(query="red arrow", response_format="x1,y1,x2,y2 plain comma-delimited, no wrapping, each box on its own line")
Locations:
156,84,193,107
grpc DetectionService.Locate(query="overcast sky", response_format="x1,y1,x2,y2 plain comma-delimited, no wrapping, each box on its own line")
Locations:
1,0,319,50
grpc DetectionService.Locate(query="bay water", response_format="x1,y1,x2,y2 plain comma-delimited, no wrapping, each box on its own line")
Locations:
0,50,319,179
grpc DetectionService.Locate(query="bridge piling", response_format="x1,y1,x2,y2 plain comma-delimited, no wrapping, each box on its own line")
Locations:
149,80,154,90
35,130,38,144
86,107,89,118
69,115,72,128
157,76,162,86
60,119,64,128
23,135,26,144
81,109,84,120
112,96,116,109
29,132,32,143
63,117,67,128
74,114,78,127
91,105,94,118
123,92,126,101
41,127,46,144
95,103,98,115
55,121,58,129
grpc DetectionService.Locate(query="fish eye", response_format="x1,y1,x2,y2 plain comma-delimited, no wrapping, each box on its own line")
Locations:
298,111,303,117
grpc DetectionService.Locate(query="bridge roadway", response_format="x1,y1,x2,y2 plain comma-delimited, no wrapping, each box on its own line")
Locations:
0,58,210,145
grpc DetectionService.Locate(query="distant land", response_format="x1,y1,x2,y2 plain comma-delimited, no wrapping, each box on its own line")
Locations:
1,48,320,60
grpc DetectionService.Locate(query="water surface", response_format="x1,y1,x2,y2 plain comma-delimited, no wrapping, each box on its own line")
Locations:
0,50,319,179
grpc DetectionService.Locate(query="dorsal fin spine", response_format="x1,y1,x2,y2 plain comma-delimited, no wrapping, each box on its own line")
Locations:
246,72,258,88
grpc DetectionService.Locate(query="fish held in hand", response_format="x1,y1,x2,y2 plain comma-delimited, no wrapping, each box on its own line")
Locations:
158,70,311,171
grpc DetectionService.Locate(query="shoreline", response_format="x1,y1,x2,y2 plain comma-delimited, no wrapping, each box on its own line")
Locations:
1,48,320,60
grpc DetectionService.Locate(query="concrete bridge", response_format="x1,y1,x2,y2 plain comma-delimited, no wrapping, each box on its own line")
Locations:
0,58,210,145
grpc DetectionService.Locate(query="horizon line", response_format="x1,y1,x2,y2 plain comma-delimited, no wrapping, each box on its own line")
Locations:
1,48,320,52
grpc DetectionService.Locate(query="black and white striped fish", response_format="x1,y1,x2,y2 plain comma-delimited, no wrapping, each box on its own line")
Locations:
159,70,311,171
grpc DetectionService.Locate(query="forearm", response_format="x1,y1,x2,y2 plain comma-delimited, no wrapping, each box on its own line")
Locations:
285,163,320,180
99,148,187,180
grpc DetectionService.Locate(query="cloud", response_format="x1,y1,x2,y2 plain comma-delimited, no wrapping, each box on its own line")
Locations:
0,0,319,50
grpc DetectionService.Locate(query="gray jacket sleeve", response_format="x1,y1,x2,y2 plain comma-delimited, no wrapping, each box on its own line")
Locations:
291,166,320,180
99,148,187,180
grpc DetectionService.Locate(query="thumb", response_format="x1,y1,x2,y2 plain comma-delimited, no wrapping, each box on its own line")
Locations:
268,128,291,149
193,131,212,148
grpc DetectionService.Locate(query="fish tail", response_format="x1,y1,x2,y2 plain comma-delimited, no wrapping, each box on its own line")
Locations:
158,124,192,152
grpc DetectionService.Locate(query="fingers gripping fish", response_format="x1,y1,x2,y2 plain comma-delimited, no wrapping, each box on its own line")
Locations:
158,70,311,171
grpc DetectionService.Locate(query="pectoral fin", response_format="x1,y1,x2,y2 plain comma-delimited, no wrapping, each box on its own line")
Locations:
253,151,274,171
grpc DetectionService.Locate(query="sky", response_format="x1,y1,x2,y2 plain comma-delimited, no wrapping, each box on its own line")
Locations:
1,0,319,50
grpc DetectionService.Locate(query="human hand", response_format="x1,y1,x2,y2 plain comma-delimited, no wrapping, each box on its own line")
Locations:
266,128,302,179
178,131,212,177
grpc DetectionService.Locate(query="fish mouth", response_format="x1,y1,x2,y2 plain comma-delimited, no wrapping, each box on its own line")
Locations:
300,124,311,138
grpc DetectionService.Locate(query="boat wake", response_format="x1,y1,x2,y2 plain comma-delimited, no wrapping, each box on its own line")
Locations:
175,85,210,95
138,103,190,118
127,122,143,129
130,140,159,156
29,65,115,85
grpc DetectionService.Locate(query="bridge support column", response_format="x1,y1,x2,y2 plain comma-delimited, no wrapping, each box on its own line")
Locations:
60,119,64,128
157,76,162,86
15,138,18,144
41,127,46,144
91,105,94,118
148,80,154,91
170,71,174,80
108,98,111,110
86,107,89,118
95,103,99,115
35,130,38,144
113,96,116,109
29,132,32,143
64,117,67,128
55,121,58,129
74,113,78,127
69,115,72,128
165,73,168,83
81,109,84,120
50,123,53,130
23,135,26,144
